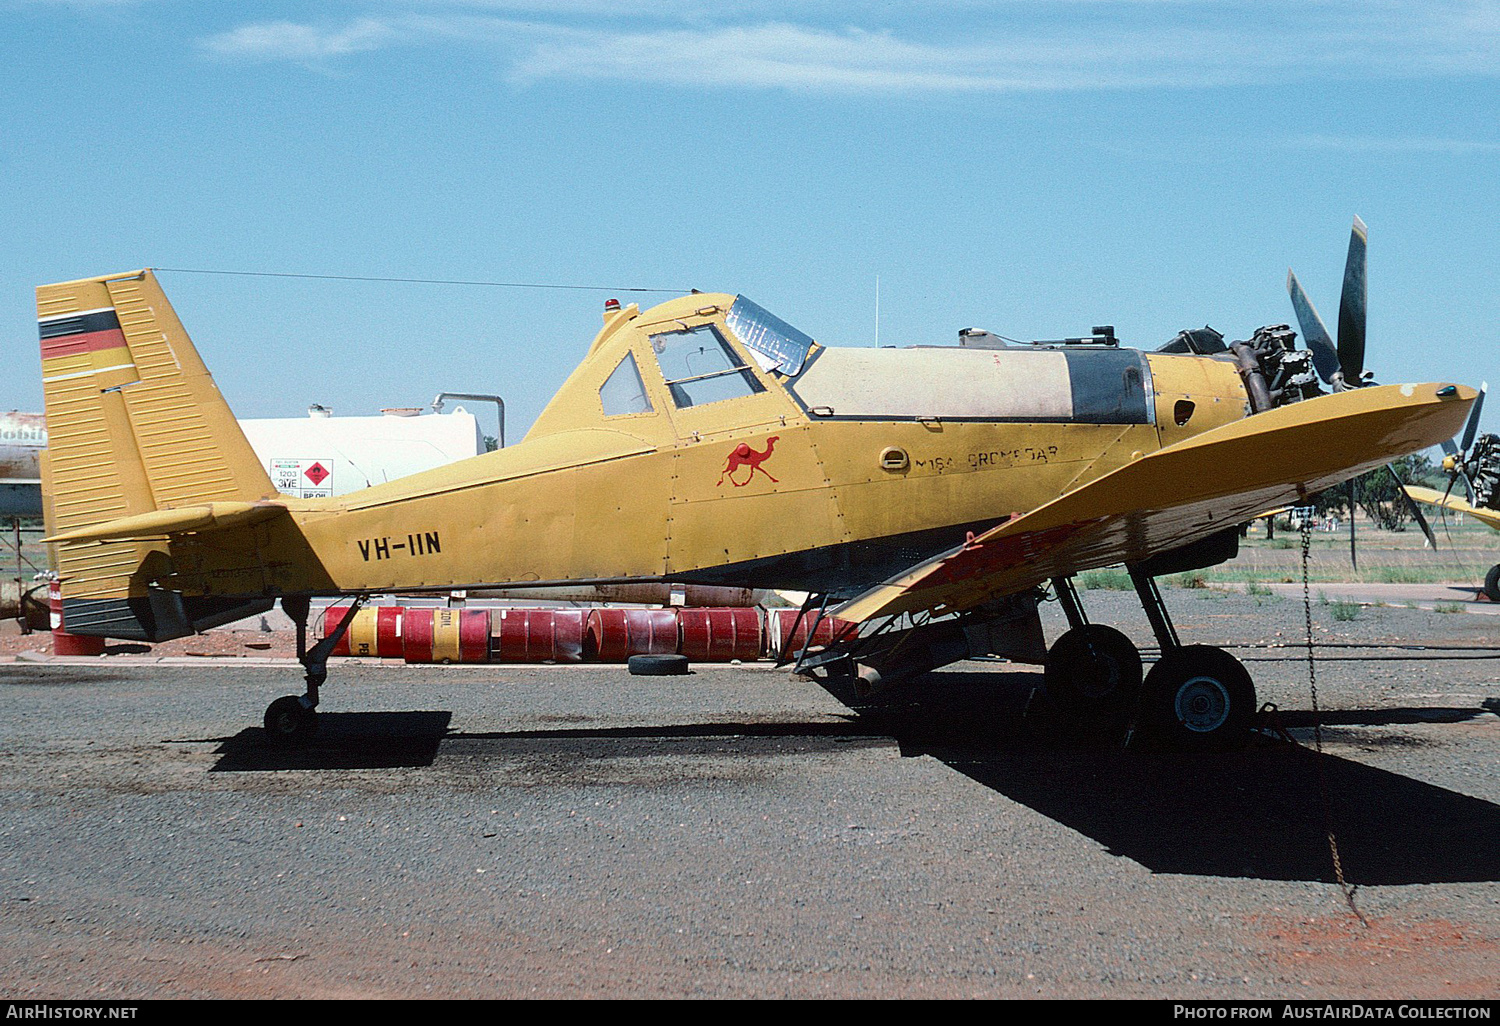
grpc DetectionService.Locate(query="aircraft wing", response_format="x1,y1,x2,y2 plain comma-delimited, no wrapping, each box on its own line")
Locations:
1402,484,1500,531
833,383,1474,623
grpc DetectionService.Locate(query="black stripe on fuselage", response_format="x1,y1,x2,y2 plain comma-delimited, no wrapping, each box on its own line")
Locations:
39,309,121,339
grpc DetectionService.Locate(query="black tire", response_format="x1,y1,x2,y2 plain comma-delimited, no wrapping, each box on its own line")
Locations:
1043,624,1143,723
627,653,690,676
1484,564,1500,603
264,695,318,744
1142,645,1256,751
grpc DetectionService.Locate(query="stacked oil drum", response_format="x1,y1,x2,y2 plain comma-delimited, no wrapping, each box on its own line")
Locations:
320,604,851,665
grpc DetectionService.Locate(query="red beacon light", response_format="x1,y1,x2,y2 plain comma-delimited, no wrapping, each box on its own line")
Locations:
604,297,621,314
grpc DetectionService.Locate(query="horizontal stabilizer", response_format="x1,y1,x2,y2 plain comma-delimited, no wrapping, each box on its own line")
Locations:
44,501,288,544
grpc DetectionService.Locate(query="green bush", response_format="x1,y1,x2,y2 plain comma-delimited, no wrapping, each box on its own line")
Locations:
1330,600,1361,621
1080,568,1132,590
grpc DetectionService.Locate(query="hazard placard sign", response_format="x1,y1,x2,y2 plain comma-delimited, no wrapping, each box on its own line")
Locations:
270,458,334,498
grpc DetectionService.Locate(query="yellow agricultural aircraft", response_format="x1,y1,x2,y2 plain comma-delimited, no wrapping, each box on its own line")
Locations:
34,223,1477,749
1400,386,1500,599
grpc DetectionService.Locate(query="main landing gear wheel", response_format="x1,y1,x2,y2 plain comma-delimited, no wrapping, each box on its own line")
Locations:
1044,624,1143,724
1142,645,1255,751
1484,564,1500,603
264,695,318,745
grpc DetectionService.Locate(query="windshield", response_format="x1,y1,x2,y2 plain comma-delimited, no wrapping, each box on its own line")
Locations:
725,295,815,376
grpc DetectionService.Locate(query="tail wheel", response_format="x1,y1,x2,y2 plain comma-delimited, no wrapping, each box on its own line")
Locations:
1484,564,1500,603
1044,624,1143,723
1142,645,1255,751
264,695,318,745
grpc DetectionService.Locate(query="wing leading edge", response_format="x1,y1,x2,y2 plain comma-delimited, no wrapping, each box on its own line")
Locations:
834,383,1476,623
1402,484,1500,531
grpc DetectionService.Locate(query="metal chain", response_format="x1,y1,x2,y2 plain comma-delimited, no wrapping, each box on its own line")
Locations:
1302,521,1369,926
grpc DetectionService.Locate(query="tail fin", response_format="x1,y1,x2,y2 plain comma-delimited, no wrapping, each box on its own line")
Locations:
38,269,278,639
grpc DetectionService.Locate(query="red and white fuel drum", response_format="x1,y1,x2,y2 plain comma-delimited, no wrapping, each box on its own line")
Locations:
402,608,492,664
585,608,680,662
322,605,404,657
491,608,586,663
678,607,764,662
48,580,105,657
767,608,855,657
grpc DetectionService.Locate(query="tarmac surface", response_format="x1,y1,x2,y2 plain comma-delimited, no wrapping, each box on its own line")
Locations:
1,590,1498,1000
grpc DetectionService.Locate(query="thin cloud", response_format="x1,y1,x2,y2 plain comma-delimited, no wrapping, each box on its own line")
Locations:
1283,135,1500,156
507,22,1247,93
202,17,402,63
196,4,1500,93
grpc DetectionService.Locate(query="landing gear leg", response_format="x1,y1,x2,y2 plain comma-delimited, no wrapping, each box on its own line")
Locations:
263,595,367,745
1126,565,1256,750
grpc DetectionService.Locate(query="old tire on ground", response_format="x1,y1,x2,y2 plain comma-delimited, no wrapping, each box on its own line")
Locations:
1142,645,1256,751
1043,623,1143,724
1484,564,1500,602
627,653,691,676
264,695,318,745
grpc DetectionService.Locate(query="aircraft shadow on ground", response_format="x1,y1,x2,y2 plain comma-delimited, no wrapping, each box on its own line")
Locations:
210,711,452,771
207,713,879,771
871,669,1500,885
201,678,1500,885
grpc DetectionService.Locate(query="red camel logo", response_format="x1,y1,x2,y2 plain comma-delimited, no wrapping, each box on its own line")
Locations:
718,436,780,487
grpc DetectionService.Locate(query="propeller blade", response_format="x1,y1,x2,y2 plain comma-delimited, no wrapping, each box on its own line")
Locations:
1442,438,1459,457
1440,466,1475,507
1288,269,1343,386
1387,463,1437,549
1337,216,1368,384
1460,381,1488,454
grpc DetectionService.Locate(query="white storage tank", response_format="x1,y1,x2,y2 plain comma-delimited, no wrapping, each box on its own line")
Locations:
238,405,486,498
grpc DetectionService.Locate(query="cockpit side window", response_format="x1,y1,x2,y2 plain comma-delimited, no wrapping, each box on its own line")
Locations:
648,324,765,408
599,351,653,416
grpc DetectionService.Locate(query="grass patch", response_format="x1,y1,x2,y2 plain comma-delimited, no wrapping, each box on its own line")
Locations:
1245,580,1280,604
1269,537,1298,549
1172,571,1208,589
1080,568,1132,590
1329,600,1361,621
1369,566,1434,583
1433,602,1466,614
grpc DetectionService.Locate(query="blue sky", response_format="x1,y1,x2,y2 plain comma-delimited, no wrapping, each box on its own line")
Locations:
3,1,1498,438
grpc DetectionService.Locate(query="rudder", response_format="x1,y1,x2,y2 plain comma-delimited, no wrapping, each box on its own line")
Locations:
38,269,278,639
